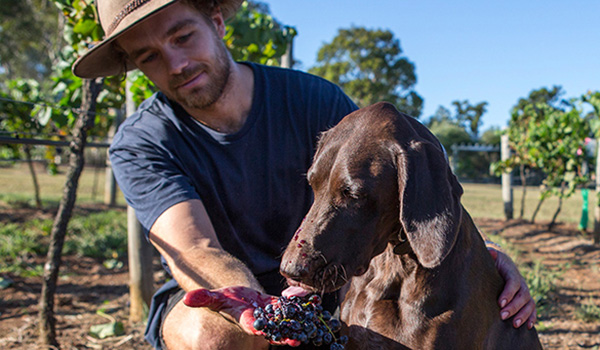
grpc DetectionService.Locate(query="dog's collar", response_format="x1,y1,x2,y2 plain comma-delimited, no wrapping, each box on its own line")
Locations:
393,229,411,255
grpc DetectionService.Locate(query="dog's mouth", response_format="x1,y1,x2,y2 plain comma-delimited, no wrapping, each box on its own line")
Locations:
285,279,319,293
284,262,351,294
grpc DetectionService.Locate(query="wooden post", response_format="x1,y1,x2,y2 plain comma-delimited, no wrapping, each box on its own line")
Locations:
594,139,600,244
450,144,458,174
501,134,513,220
104,108,122,207
128,205,154,322
281,38,293,69
126,77,155,322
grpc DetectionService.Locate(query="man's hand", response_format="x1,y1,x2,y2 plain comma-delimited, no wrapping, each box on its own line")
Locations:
489,248,537,329
183,286,302,347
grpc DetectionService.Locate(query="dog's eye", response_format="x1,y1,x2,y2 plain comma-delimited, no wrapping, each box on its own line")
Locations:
342,186,362,200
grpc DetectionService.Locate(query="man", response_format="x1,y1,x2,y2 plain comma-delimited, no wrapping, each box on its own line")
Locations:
73,0,537,349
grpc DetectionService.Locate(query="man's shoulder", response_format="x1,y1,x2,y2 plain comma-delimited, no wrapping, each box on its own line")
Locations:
111,92,179,147
248,62,341,90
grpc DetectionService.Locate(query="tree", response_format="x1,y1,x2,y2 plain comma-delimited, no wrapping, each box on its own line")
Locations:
582,90,600,244
0,0,60,81
39,78,103,347
451,100,488,139
428,119,472,156
480,126,501,145
309,26,423,117
425,106,453,127
493,86,566,219
524,105,591,230
225,1,296,66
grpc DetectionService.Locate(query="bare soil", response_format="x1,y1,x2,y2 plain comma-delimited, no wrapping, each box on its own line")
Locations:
1,210,599,349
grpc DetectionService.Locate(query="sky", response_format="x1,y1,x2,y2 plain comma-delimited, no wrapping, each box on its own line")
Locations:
259,0,600,132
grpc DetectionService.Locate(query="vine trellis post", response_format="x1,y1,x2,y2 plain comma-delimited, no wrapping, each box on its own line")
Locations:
501,134,513,220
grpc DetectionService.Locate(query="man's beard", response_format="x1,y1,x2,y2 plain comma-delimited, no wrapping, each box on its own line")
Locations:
168,39,232,110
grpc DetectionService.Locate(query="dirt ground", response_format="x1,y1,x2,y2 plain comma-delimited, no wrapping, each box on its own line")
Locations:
1,214,599,349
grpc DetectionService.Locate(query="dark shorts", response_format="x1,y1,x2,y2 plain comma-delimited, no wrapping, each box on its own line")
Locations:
145,279,340,350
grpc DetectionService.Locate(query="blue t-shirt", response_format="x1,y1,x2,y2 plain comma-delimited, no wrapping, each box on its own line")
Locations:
109,62,358,294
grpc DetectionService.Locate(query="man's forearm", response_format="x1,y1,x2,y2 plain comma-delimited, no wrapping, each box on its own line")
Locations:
168,244,264,293
149,199,264,294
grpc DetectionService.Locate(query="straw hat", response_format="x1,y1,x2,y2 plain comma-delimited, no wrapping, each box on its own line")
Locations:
72,0,243,79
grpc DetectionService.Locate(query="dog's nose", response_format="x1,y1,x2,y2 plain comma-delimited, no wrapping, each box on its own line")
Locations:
280,263,310,281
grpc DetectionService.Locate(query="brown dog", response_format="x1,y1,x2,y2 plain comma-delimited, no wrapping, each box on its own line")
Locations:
280,102,542,349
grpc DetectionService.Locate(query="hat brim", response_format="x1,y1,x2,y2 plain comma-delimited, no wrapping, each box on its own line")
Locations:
72,0,243,79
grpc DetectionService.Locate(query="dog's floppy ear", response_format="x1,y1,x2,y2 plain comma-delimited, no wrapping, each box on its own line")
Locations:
396,124,463,268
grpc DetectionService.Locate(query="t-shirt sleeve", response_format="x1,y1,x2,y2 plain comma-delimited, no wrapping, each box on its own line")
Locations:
109,121,200,234
302,75,358,136
326,84,359,127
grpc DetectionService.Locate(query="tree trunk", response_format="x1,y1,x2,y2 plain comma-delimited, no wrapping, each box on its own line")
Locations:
38,78,103,348
519,165,528,219
91,148,100,201
594,206,600,245
531,195,546,224
104,108,123,207
548,183,566,231
24,144,42,209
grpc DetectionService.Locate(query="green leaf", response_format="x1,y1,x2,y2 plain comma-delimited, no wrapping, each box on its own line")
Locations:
73,19,97,36
103,258,123,270
89,321,125,339
36,106,54,126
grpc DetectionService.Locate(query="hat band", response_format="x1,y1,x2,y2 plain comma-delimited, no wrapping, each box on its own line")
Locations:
106,0,153,36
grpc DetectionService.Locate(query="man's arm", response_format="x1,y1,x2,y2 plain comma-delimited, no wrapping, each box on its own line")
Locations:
150,199,297,347
149,199,264,293
478,229,537,329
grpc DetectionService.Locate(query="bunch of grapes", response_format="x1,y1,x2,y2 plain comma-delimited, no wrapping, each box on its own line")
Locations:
252,294,348,350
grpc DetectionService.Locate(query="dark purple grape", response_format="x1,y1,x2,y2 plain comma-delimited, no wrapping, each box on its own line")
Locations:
253,307,264,319
329,318,342,332
253,317,266,330
323,332,333,344
265,304,274,313
252,294,345,349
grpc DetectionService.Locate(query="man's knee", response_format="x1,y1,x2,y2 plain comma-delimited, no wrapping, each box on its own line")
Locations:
161,300,268,350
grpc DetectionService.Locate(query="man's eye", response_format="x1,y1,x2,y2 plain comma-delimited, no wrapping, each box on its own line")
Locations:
176,33,192,44
140,53,157,64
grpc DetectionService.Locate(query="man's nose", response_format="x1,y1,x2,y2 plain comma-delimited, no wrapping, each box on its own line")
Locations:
164,48,188,75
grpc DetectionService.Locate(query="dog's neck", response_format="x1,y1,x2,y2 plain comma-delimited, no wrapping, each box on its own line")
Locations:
341,213,501,347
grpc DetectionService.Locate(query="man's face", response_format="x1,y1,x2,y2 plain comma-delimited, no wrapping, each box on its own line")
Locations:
117,2,231,110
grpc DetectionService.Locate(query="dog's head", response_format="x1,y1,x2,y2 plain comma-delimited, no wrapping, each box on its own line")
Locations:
280,102,463,293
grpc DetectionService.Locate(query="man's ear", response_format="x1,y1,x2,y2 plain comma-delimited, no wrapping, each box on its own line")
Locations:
397,140,463,268
211,9,226,38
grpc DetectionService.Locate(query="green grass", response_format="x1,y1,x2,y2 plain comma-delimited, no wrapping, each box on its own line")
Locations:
461,183,594,225
0,210,127,276
575,298,600,323
0,162,127,206
1,163,592,224
485,231,563,319
1,163,129,276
